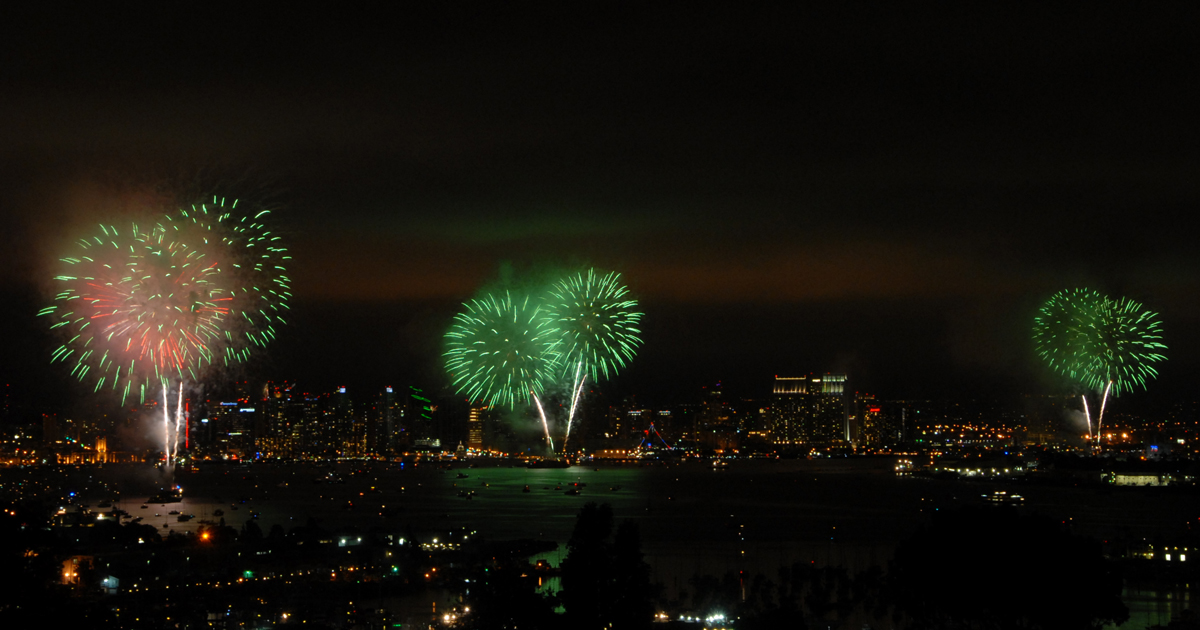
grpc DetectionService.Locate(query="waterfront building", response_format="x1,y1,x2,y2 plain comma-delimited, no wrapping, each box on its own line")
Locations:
769,374,849,447
467,405,486,451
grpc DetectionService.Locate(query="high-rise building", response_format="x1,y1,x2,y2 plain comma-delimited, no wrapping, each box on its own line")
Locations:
260,381,295,457
230,405,257,458
769,374,848,447
467,405,486,451
332,386,359,457
301,391,331,458
854,393,887,447
699,383,731,429
695,382,737,450
43,413,61,446
358,386,405,458
382,386,399,455
770,377,805,444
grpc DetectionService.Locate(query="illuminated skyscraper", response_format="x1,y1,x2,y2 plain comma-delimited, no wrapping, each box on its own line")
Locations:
770,377,805,444
769,374,848,446
467,405,486,451
362,386,402,458
853,392,885,446
260,381,298,458
333,386,359,457
700,382,731,430
382,386,399,455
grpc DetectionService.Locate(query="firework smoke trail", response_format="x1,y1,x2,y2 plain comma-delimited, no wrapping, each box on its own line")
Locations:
543,269,642,452
162,387,172,465
1095,380,1112,448
531,393,555,451
174,383,185,460
562,361,586,452
1081,395,1092,443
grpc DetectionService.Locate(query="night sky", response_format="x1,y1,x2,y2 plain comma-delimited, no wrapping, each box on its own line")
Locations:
2,6,1198,409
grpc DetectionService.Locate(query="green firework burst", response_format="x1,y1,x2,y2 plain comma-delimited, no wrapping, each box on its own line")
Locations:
41,220,225,402
1033,288,1166,396
40,196,291,402
542,268,643,382
1033,288,1106,384
1083,296,1167,395
165,196,292,367
444,291,561,408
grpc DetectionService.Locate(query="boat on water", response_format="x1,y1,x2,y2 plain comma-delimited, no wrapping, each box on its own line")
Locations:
522,485,531,493
527,458,570,469
456,472,469,479
168,510,180,515
213,509,224,517
149,486,183,504
984,490,1024,505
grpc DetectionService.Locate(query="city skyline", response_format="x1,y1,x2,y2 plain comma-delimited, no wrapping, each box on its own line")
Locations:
19,369,1193,467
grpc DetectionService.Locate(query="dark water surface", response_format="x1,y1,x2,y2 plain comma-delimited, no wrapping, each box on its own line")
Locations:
72,458,1200,628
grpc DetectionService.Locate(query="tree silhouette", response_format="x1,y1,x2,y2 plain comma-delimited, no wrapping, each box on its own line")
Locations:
560,502,655,629
890,506,1128,629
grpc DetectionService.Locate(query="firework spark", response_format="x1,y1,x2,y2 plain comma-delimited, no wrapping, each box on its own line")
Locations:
41,221,223,402
542,269,643,451
163,197,292,369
